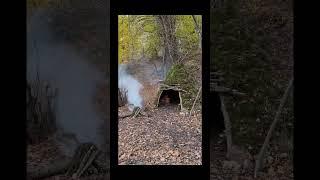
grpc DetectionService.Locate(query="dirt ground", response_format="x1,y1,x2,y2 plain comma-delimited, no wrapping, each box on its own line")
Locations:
118,104,202,165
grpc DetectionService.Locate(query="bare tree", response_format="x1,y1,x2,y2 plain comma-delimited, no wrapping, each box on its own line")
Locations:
155,15,178,77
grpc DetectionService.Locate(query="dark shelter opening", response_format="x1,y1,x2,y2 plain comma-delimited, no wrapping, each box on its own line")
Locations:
158,89,180,107
209,92,225,137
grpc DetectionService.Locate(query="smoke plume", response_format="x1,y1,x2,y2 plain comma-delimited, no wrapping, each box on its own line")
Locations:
118,64,143,110
27,10,105,156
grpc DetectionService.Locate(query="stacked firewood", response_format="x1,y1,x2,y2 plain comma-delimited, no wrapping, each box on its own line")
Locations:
27,78,58,145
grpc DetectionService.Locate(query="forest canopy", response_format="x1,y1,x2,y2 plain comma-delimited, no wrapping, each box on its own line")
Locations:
118,15,202,64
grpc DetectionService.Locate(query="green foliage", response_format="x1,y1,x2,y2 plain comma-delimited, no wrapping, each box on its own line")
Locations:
118,15,201,63
118,15,130,64
164,63,198,109
176,15,201,53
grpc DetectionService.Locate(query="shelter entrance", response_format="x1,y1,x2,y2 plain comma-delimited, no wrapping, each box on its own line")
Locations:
158,89,181,107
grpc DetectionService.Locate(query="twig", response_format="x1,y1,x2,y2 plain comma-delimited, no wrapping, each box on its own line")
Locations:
254,77,294,178
189,87,202,118
219,95,233,158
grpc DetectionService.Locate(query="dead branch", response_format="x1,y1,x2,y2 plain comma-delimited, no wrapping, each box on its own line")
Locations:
159,84,186,92
211,85,246,96
189,87,202,118
119,113,133,119
132,107,142,118
119,107,145,119
220,95,233,158
74,147,100,178
210,71,224,76
254,77,294,178
210,77,224,82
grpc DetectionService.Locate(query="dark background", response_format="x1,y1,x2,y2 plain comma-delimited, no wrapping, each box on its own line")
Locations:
110,0,211,179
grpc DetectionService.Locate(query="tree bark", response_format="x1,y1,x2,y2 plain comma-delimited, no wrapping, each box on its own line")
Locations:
219,95,233,158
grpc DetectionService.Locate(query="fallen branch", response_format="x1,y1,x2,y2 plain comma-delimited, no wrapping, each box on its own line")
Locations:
74,147,100,178
119,113,133,119
219,95,233,159
254,77,294,178
210,71,224,76
189,87,202,118
119,107,145,119
210,77,224,83
211,85,246,96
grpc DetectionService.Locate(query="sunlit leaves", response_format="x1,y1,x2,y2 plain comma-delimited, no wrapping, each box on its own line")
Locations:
118,15,201,63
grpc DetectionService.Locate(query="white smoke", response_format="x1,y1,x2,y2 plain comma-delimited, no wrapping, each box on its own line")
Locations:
118,64,143,110
27,10,106,156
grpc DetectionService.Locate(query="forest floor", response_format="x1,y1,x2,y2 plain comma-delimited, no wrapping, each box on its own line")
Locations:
118,104,202,165
210,133,293,180
27,137,109,180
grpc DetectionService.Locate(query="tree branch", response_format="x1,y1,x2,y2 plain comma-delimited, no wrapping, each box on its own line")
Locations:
254,77,294,178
